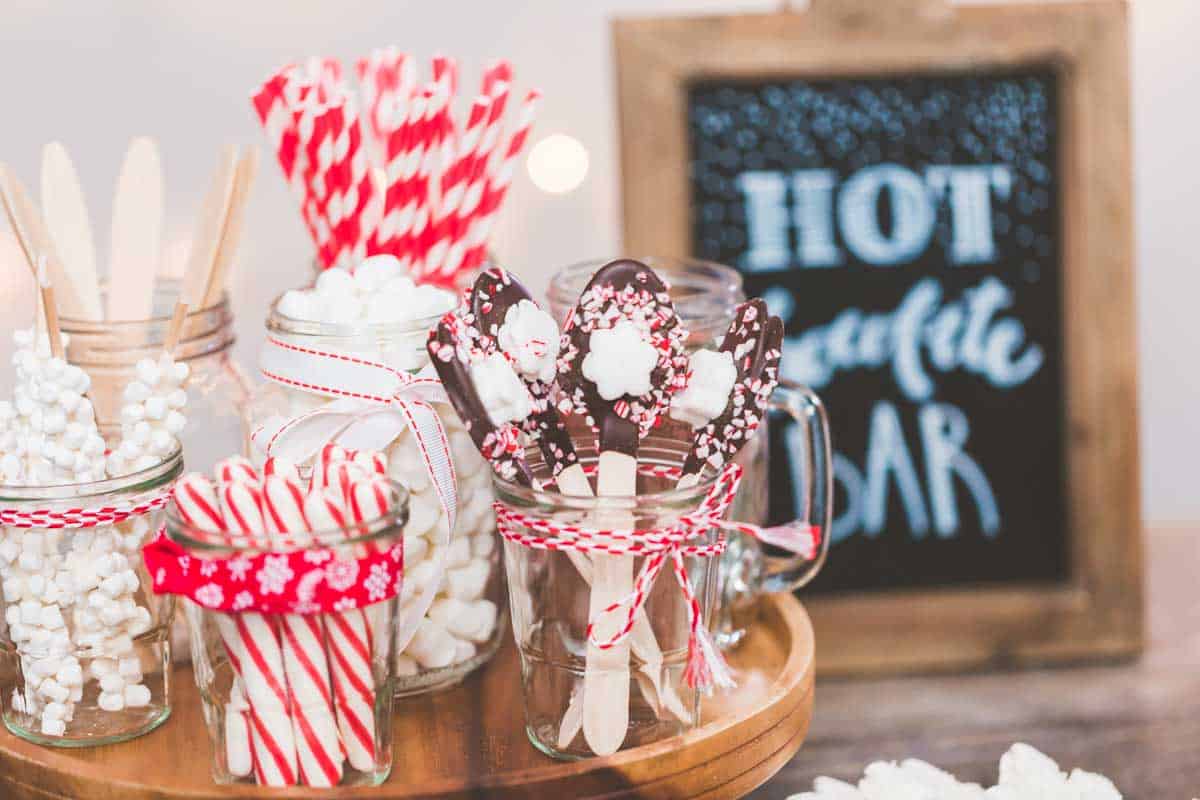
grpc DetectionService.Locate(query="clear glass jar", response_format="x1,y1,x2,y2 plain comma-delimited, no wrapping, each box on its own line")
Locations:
168,480,408,787
246,297,506,696
60,282,253,476
547,258,830,648
0,449,182,747
494,434,722,759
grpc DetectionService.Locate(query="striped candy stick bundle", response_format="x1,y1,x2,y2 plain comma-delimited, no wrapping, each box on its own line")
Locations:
251,52,540,288
170,449,397,786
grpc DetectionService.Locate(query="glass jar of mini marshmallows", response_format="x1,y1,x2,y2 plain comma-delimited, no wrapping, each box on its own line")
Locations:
245,257,505,696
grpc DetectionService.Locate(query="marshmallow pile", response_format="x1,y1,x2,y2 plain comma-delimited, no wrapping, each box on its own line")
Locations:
391,425,499,676
275,255,456,328
106,353,189,478
0,512,156,736
259,259,502,682
0,328,190,738
793,743,1121,800
2,329,107,486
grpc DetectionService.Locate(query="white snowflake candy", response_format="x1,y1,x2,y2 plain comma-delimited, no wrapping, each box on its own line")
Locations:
497,299,561,384
469,351,533,427
581,319,659,401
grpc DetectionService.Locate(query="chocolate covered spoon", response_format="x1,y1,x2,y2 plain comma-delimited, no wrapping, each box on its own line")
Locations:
558,258,690,756
472,267,690,743
676,299,784,488
427,308,536,486
471,267,590,495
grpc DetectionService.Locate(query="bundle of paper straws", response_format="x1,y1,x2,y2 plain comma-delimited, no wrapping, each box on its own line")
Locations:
252,50,540,287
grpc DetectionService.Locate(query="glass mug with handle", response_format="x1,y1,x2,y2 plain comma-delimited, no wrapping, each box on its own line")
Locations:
546,257,831,647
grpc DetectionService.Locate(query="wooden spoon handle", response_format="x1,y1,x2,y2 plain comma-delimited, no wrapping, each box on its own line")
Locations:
582,449,636,756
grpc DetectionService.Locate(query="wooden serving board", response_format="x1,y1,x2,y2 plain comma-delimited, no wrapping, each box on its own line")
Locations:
0,594,813,799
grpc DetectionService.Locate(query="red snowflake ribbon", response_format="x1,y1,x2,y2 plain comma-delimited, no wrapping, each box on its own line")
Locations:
142,529,404,615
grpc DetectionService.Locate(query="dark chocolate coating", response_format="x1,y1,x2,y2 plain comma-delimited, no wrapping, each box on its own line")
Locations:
426,316,534,486
558,259,682,454
681,300,784,476
471,268,580,476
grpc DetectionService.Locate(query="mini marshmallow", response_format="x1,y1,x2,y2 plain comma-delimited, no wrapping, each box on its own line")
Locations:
98,691,125,712
124,683,151,708
445,560,490,602
41,718,66,736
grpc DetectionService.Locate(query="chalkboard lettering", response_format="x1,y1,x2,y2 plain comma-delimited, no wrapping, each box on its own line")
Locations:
689,69,1065,592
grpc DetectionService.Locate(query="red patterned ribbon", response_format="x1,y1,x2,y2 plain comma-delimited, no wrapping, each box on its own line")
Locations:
0,492,171,529
253,333,456,650
494,462,819,692
142,529,404,615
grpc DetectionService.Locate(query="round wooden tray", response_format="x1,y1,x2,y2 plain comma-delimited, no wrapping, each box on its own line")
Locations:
0,593,813,799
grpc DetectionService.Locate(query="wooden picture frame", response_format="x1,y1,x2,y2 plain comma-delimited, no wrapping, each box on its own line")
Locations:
613,0,1140,675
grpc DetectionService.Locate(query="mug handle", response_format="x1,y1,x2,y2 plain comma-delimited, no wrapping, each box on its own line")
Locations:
757,380,833,595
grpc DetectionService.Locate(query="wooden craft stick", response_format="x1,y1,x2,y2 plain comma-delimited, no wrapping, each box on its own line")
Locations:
203,146,259,308
42,142,104,322
37,257,64,359
180,145,238,310
107,137,163,321
163,301,189,355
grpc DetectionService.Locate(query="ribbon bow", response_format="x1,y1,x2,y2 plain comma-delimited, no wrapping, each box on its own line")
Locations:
494,463,753,692
253,334,458,650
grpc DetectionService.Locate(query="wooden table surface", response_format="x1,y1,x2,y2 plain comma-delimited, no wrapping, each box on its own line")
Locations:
751,526,1199,799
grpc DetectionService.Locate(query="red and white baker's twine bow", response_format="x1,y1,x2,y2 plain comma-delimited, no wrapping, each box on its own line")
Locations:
494,463,821,692
0,492,171,529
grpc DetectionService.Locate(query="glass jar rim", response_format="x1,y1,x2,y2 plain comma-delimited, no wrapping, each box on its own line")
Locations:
266,290,458,340
545,257,745,342
491,438,725,511
166,478,411,554
0,446,184,503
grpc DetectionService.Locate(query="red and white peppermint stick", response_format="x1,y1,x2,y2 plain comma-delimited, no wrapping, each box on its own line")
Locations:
263,456,302,488
216,455,260,487
462,89,541,272
351,449,388,476
219,480,267,548
216,486,298,787
262,475,345,788
173,473,225,533
309,443,349,492
329,461,369,508
304,488,377,772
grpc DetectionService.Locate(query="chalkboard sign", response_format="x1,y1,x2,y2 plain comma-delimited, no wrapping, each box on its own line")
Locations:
614,0,1140,674
688,69,1067,594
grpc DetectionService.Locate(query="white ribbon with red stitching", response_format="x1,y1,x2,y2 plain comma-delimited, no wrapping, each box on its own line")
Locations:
253,334,457,652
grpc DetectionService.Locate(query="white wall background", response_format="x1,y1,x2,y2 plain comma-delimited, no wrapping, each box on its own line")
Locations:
0,0,1190,520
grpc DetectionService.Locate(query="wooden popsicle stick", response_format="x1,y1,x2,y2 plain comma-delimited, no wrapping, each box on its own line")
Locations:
163,301,189,356
41,142,103,322
202,146,259,308
180,145,238,310
555,459,691,750
0,164,37,277
107,137,163,320
583,449,636,756
36,257,64,359
0,165,94,320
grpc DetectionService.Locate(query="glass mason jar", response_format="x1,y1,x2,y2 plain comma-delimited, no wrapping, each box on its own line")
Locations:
246,297,506,696
0,449,182,747
60,282,253,476
495,434,726,759
547,257,831,648
168,480,408,788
